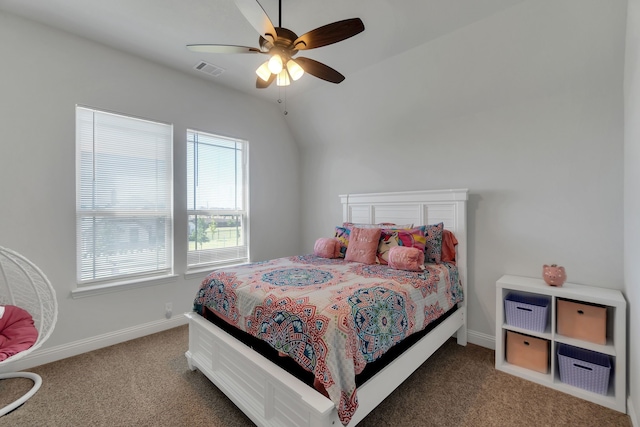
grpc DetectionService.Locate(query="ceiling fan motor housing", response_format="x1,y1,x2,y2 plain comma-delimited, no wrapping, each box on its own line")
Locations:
261,27,300,59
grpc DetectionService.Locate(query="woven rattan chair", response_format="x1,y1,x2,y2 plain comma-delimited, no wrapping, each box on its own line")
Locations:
0,246,58,416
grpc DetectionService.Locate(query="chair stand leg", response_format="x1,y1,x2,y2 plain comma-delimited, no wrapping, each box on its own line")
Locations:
0,372,43,417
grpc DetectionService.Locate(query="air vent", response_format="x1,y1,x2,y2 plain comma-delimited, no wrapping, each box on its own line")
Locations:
194,61,225,77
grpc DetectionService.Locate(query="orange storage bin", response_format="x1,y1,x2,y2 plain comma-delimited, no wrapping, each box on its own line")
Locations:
557,299,607,345
506,330,549,374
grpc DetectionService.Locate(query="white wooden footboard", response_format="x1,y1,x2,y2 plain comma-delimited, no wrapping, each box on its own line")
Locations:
185,311,337,427
185,306,465,427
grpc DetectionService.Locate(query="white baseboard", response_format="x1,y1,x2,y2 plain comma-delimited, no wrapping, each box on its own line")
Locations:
7,317,635,422
10,315,188,372
10,320,494,372
12,320,633,421
630,396,639,427
467,329,495,350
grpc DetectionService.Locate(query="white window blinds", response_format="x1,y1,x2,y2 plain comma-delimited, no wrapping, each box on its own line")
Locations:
187,130,248,268
76,106,173,284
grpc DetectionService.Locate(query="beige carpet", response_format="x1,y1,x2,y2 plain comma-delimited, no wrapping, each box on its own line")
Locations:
0,325,631,427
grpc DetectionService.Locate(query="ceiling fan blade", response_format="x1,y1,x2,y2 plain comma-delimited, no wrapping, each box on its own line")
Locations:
293,18,364,50
234,0,277,42
256,73,276,89
295,57,345,84
187,44,261,54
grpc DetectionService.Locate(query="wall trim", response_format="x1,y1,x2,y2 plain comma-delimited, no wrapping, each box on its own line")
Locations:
12,321,632,420
10,315,188,372
468,329,496,350
629,396,639,427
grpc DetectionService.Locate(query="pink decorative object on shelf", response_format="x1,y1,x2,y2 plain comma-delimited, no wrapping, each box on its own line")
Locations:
543,264,566,286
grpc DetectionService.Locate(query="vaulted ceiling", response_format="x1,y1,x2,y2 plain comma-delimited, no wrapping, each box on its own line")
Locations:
0,0,526,100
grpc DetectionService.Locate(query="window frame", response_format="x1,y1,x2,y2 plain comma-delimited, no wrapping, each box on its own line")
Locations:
186,129,249,272
75,105,174,287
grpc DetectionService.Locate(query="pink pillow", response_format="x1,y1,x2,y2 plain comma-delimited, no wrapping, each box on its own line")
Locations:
388,246,424,271
345,227,382,264
314,237,341,259
0,305,38,361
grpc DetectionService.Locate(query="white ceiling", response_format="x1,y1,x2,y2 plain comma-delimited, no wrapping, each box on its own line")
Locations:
0,0,527,100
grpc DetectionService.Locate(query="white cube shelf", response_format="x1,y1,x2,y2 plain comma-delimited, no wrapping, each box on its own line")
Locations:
495,275,626,413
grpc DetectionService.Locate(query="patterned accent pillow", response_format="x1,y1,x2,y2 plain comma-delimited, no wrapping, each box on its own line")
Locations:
334,226,351,257
377,226,427,264
342,222,413,229
395,226,427,253
345,227,382,264
376,230,400,264
388,246,424,271
424,222,444,264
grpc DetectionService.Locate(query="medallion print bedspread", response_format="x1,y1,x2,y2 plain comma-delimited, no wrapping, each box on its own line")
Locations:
193,255,464,425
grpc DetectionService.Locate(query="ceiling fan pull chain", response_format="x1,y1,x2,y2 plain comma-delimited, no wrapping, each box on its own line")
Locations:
283,88,288,115
277,86,288,115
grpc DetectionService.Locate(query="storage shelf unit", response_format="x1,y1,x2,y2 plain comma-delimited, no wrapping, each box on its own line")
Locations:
495,275,626,413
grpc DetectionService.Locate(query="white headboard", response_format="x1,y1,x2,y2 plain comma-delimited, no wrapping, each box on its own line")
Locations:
339,188,468,309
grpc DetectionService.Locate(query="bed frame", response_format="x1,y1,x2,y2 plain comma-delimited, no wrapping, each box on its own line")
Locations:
185,189,468,426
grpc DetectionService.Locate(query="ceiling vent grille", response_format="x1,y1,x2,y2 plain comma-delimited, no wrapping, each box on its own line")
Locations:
194,61,225,77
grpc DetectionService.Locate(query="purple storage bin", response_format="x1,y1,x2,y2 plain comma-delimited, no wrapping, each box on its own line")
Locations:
558,344,611,395
504,293,550,332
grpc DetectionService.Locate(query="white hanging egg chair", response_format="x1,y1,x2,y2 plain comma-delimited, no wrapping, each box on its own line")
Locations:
0,246,58,416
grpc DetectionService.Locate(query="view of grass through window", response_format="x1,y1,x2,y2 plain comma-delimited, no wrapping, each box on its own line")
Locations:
188,215,244,251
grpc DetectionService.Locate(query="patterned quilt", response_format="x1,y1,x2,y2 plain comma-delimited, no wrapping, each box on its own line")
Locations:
193,254,464,425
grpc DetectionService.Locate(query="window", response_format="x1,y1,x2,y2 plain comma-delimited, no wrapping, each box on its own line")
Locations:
187,130,248,268
76,106,173,285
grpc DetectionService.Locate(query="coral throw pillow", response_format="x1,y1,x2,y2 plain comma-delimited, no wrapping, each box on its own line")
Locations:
345,227,382,264
314,237,341,259
441,229,458,264
388,246,424,271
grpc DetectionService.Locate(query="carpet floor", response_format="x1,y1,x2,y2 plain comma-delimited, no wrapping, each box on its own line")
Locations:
0,325,631,426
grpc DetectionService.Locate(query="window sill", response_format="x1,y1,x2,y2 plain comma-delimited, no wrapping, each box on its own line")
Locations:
71,274,179,299
184,262,250,280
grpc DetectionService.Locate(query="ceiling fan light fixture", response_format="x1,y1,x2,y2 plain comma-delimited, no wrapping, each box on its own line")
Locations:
276,69,291,86
286,59,304,81
187,1,365,89
256,61,271,81
268,54,283,74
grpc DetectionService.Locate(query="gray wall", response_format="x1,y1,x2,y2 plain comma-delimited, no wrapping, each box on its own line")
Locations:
289,0,626,345
0,12,301,349
625,0,640,420
1,0,635,421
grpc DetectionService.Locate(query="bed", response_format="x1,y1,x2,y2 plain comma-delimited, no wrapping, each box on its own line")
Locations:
185,189,468,426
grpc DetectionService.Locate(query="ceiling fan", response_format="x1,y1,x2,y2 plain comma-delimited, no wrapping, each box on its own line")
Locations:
187,0,365,89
